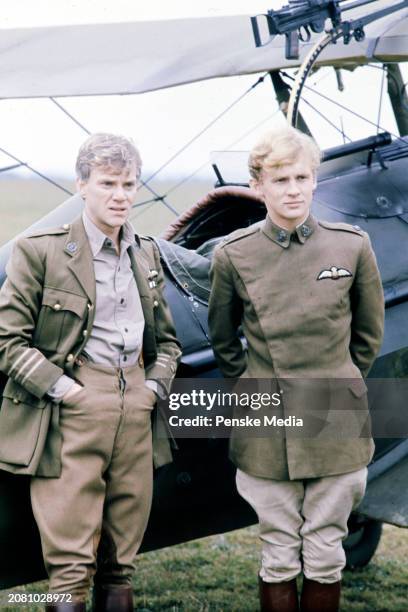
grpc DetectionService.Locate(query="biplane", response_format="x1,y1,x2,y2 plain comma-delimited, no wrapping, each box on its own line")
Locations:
0,0,407,591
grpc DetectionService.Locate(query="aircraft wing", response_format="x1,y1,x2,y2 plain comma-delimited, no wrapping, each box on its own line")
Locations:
0,0,407,99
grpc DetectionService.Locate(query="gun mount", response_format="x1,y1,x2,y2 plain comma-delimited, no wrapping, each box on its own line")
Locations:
251,0,408,59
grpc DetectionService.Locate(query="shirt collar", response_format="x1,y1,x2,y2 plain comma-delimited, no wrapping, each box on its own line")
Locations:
262,214,317,248
82,212,137,256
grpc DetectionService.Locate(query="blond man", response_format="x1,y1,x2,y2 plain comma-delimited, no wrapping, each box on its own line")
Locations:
0,133,181,611
208,126,384,611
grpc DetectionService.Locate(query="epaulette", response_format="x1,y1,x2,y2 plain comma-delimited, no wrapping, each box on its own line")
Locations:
25,225,71,238
218,223,261,249
318,220,365,236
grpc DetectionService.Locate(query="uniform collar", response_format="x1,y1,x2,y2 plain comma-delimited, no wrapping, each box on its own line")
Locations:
262,214,317,248
82,212,139,256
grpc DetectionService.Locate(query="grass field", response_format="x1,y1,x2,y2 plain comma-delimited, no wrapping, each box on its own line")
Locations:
1,524,408,611
0,176,212,247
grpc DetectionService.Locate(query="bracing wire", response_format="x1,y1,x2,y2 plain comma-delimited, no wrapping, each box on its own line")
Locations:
48,98,178,215
340,117,346,144
130,200,156,221
136,185,178,215
130,73,271,211
0,146,73,195
164,108,281,197
298,96,352,141
376,67,386,135
46,73,272,212
132,196,161,208
133,107,281,207
143,74,268,185
50,98,91,135
132,65,355,204
0,163,23,174
282,71,408,147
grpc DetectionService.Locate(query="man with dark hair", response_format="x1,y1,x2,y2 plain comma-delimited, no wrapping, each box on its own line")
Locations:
0,133,181,611
209,126,384,612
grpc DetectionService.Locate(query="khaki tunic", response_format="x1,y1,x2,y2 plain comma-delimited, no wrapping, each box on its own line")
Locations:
208,214,384,480
0,217,181,476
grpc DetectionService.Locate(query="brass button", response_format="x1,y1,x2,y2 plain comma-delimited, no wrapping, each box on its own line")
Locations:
66,354,74,363
54,303,62,311
153,300,159,308
62,223,70,230
12,398,20,404
82,330,88,337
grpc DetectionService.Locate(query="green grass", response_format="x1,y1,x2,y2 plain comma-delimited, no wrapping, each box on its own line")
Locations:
0,177,212,247
1,525,408,611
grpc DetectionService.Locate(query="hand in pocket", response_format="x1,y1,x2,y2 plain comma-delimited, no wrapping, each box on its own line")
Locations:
62,382,84,404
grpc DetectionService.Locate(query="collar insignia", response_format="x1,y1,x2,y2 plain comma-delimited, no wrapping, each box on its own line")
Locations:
66,241,78,254
317,266,352,281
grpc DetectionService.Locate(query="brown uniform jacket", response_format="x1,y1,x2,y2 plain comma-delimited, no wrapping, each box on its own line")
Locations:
208,214,384,480
0,217,181,477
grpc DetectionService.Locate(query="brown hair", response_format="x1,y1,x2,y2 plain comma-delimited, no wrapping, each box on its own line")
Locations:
76,133,142,181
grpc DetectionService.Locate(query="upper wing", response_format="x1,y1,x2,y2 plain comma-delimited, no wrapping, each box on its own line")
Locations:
0,1,406,98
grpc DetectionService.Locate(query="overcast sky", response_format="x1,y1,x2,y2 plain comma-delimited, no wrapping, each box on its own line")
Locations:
0,0,405,189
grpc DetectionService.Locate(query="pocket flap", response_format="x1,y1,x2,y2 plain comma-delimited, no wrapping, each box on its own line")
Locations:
0,397,51,466
42,287,87,317
348,378,368,398
3,378,47,408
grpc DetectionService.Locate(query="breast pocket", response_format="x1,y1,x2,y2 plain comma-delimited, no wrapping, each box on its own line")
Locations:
33,287,88,354
309,275,353,320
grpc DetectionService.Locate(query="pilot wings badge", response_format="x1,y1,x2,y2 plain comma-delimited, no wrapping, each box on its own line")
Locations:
317,266,353,281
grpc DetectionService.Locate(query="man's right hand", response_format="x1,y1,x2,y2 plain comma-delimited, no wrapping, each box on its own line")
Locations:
62,382,84,403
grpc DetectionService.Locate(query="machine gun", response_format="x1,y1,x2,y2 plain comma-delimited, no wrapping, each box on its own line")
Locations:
251,0,408,59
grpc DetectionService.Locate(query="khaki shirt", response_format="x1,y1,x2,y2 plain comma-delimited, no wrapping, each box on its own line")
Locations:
81,212,145,367
48,214,146,399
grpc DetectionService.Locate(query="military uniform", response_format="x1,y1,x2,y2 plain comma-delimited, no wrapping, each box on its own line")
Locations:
0,216,181,599
209,214,384,480
208,213,384,583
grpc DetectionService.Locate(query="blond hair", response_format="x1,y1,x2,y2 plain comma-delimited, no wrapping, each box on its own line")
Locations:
248,126,321,181
76,133,142,181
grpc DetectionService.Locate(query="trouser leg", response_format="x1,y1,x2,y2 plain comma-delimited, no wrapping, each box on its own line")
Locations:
299,468,367,612
31,363,155,603
236,470,302,611
300,467,367,583
30,371,118,601
94,367,154,588
236,469,304,583
235,467,367,612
